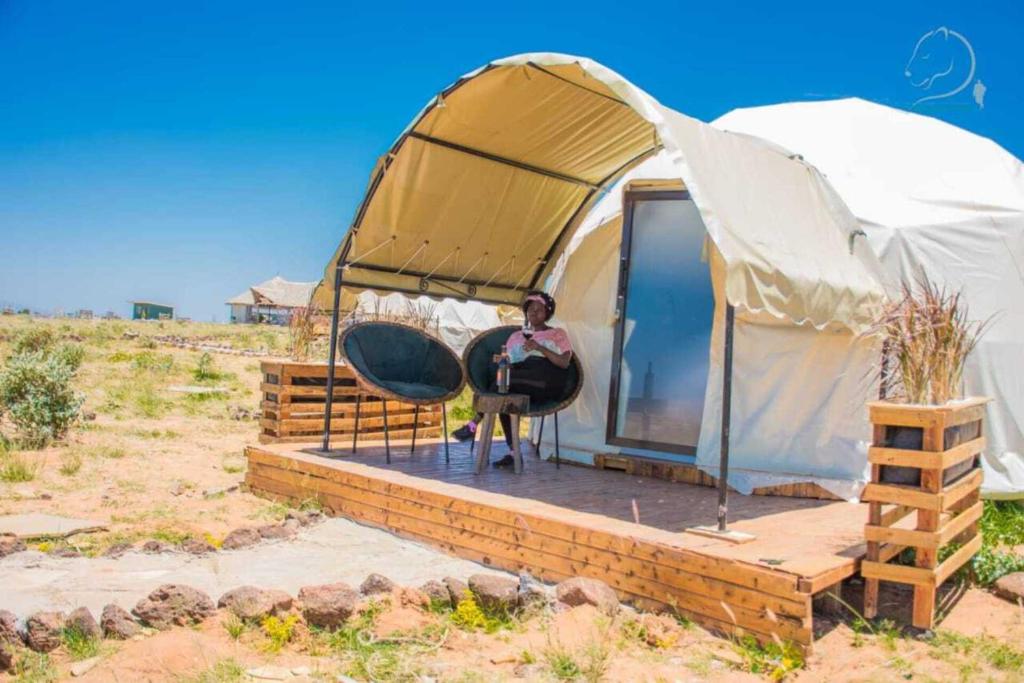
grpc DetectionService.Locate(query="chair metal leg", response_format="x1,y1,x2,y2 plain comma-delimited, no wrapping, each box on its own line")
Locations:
382,399,391,464
442,402,450,464
411,405,419,454
470,419,476,455
534,415,545,458
554,411,560,469
351,394,361,454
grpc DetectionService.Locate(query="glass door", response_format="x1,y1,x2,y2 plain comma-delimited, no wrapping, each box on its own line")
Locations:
606,190,715,455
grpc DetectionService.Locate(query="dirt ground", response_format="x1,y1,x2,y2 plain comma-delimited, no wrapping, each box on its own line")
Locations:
2,316,1023,682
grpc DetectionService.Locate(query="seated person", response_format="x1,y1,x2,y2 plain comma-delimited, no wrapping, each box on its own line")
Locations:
454,291,573,468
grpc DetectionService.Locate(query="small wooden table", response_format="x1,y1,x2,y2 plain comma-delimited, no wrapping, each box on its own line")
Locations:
472,392,530,475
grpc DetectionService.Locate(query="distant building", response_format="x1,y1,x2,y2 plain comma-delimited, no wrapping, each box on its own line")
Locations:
77,309,94,320
226,276,316,325
131,301,174,320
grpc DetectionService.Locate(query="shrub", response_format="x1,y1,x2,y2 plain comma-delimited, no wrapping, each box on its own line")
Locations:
10,327,56,356
193,352,219,381
261,614,299,652
0,443,39,482
0,352,83,447
51,343,85,372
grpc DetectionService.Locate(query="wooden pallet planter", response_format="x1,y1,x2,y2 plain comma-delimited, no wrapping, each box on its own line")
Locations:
861,397,988,629
259,360,443,444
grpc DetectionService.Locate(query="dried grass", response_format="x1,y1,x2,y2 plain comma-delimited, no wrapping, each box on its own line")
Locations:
873,275,989,405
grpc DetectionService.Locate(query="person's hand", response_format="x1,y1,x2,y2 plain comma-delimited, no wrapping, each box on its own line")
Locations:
523,338,540,353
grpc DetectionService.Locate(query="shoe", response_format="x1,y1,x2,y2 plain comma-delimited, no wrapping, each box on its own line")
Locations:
493,454,516,469
452,420,476,442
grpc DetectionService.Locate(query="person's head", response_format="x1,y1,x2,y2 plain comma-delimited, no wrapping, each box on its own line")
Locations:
522,291,556,327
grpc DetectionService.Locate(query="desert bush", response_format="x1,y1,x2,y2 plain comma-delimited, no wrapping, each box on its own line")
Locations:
289,307,318,361
193,352,219,381
51,342,85,372
0,352,83,447
10,326,56,355
0,442,40,482
874,276,988,405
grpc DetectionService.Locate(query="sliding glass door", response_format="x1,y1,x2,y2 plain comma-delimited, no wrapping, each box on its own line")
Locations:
606,190,714,455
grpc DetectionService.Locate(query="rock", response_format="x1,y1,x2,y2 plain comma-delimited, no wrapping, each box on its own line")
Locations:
54,547,82,558
70,656,100,677
443,577,469,606
100,604,139,639
24,611,64,652
66,607,102,640
221,527,261,550
218,586,293,621
360,573,396,596
103,542,133,558
993,572,1024,604
203,484,239,499
286,509,323,527
517,573,548,609
181,538,217,555
637,613,680,648
419,580,451,608
0,535,26,558
0,610,20,645
246,665,292,680
468,574,520,613
132,584,215,630
291,665,312,676
141,540,173,554
257,524,297,541
297,582,359,630
555,577,619,614
81,411,97,422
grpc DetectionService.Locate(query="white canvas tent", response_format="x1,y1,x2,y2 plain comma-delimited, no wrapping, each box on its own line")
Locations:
315,54,888,499
713,98,1024,499
347,290,513,355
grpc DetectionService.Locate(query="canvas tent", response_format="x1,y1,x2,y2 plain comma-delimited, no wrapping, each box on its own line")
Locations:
345,290,513,355
713,98,1024,499
316,53,888,499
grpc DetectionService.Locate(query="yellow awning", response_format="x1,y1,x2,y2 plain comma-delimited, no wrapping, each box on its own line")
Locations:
315,54,886,332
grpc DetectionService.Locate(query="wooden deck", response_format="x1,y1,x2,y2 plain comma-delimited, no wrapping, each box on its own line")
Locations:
244,439,869,650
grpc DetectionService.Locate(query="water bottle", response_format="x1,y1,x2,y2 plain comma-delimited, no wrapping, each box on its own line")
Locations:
497,344,510,394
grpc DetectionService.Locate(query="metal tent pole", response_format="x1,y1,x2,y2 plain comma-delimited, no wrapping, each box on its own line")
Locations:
321,244,351,453
717,304,735,532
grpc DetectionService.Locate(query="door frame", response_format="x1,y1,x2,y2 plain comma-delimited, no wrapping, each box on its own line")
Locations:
605,187,701,456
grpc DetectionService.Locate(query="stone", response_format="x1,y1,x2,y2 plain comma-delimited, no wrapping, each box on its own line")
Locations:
286,510,322,527
66,607,102,640
291,666,312,676
297,582,359,630
257,524,297,541
395,587,430,610
0,610,20,645
419,580,451,608
24,611,65,652
468,574,519,613
360,573,396,596
555,577,619,614
0,534,26,558
54,547,82,558
218,586,293,621
70,656,100,677
246,665,291,680
517,573,549,609
100,604,139,639
0,513,105,539
141,540,173,554
443,577,469,606
132,584,215,630
181,538,217,555
103,542,133,558
993,572,1024,604
221,526,261,550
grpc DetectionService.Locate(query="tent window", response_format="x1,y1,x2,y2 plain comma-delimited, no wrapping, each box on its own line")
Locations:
606,191,714,456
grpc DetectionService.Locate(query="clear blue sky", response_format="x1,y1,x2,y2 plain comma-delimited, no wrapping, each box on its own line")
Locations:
1,1,1020,321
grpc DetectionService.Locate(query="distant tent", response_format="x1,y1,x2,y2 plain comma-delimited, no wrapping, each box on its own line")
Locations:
713,98,1024,499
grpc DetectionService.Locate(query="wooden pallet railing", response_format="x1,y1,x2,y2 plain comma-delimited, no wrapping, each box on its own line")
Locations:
259,360,443,444
861,397,988,629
